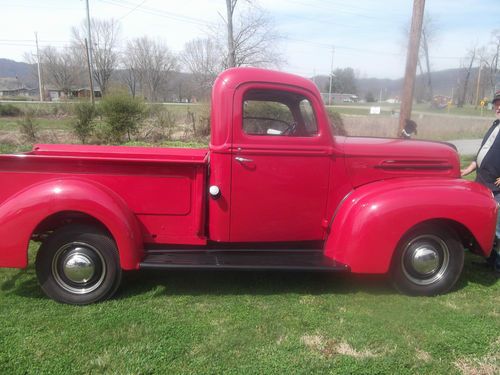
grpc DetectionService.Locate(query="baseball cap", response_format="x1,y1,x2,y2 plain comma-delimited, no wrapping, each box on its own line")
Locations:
492,91,500,104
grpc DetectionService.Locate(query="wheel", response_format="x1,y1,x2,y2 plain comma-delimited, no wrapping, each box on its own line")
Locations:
391,224,464,296
35,224,122,305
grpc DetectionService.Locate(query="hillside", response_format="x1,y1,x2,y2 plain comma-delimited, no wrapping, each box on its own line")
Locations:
0,57,473,100
0,58,35,85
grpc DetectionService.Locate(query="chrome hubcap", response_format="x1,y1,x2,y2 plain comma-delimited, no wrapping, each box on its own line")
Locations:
402,234,450,286
52,242,106,294
411,247,439,275
62,250,95,284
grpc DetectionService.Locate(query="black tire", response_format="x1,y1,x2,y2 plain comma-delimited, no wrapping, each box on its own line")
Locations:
391,224,464,296
35,224,122,305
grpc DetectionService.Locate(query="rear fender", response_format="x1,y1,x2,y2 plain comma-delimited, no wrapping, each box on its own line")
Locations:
0,178,143,270
324,178,497,274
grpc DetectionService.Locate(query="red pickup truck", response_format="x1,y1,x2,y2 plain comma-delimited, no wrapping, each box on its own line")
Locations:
0,68,496,304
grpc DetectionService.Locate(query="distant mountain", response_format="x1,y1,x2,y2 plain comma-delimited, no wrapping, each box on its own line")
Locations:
0,57,476,101
312,67,471,101
0,58,36,86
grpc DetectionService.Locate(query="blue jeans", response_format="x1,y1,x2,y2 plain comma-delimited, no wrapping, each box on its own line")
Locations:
495,194,500,238
491,194,500,269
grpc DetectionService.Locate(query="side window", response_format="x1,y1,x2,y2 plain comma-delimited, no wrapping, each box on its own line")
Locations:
242,89,318,137
299,99,318,135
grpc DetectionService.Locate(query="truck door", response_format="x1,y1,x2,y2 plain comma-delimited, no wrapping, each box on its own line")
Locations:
229,84,331,242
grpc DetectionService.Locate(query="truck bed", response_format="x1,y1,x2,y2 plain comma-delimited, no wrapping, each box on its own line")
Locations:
0,144,209,245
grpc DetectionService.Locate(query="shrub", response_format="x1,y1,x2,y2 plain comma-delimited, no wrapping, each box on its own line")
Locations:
153,109,177,141
186,104,210,138
326,109,347,136
17,110,38,143
72,102,97,144
100,93,146,143
365,92,376,103
0,103,22,116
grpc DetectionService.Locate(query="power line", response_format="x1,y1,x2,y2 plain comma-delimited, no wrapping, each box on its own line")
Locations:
283,0,405,21
98,0,215,27
118,0,148,21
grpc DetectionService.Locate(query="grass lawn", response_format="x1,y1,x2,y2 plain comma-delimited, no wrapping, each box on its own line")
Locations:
0,117,73,131
0,122,498,373
0,247,498,374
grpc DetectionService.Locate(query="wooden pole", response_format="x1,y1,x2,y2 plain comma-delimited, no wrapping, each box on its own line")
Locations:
84,39,95,104
398,0,425,137
226,0,236,67
34,32,44,102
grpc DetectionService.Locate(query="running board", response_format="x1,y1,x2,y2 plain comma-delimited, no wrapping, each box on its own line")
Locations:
140,250,349,272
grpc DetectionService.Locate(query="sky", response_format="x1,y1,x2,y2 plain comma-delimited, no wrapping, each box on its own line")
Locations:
0,0,498,79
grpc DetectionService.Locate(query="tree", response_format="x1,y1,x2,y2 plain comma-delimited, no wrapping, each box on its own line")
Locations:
181,38,222,98
365,92,376,102
402,13,439,102
488,29,500,96
121,44,140,98
457,46,477,107
125,37,177,102
72,18,121,96
326,68,357,94
419,14,438,101
40,46,81,96
220,1,282,68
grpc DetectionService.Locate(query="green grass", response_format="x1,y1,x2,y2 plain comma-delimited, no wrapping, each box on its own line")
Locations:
0,117,73,130
0,246,498,374
0,154,497,373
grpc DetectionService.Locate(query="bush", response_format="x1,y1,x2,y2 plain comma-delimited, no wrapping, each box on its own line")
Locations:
152,109,177,141
100,93,146,143
17,110,38,143
186,105,210,138
0,103,22,116
72,102,97,144
365,92,376,103
326,109,347,136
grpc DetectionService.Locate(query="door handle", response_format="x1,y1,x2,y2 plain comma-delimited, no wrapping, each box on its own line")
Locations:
235,156,253,163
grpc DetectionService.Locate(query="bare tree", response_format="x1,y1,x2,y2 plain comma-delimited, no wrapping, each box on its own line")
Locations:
40,46,81,96
219,2,282,69
402,13,439,102
488,29,500,96
121,47,140,98
420,14,438,101
181,38,222,98
457,46,477,107
126,36,177,102
72,18,121,96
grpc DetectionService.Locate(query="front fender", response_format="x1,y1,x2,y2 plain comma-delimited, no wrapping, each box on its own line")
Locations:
324,178,497,274
0,178,143,270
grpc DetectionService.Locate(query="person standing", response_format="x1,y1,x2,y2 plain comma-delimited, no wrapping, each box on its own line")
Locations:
461,91,500,273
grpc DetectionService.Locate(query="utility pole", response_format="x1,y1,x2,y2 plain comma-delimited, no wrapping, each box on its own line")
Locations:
398,0,425,137
328,46,334,106
226,0,236,67
34,32,44,102
84,39,95,105
85,0,95,103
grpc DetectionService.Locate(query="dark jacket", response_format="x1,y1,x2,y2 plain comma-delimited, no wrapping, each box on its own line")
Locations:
476,119,500,193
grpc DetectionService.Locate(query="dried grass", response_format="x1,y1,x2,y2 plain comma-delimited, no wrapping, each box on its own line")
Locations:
301,335,379,359
343,114,492,141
